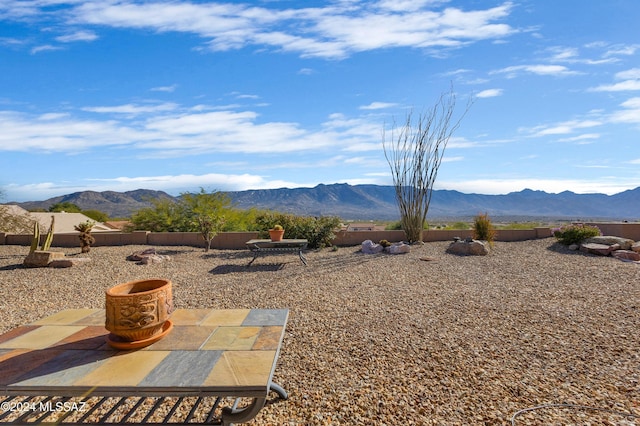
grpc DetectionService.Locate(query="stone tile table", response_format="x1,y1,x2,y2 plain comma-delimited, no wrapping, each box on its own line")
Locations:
0,308,289,426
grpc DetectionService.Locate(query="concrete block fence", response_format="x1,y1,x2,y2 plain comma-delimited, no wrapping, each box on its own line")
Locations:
1,223,638,249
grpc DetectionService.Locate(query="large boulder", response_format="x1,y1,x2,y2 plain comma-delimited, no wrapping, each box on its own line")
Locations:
387,242,411,254
612,250,640,262
584,236,634,250
361,240,384,254
632,241,640,253
23,250,65,267
580,243,620,256
446,239,489,256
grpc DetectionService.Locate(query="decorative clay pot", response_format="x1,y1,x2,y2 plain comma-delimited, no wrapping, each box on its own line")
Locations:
269,229,284,242
105,278,174,342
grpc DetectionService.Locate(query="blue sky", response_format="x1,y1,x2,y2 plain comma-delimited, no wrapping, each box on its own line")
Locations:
1,0,639,202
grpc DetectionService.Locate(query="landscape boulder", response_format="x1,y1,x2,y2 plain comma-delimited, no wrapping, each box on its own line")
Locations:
580,243,620,256
49,258,91,268
584,236,634,250
446,239,489,256
632,241,640,253
127,248,171,264
612,250,640,262
387,242,411,254
361,240,384,254
23,250,65,268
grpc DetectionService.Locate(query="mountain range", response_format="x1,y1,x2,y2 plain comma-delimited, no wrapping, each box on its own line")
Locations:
12,183,640,221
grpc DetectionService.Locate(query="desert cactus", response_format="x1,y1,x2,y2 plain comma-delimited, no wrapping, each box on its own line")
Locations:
29,221,40,254
41,216,55,251
74,220,95,253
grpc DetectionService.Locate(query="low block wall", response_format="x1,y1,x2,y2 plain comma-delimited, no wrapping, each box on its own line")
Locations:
584,222,640,241
0,224,636,249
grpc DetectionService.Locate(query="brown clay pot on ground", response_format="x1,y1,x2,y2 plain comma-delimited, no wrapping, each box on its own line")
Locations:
105,278,174,344
269,229,285,242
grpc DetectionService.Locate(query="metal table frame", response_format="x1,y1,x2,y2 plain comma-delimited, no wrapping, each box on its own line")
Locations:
245,239,308,266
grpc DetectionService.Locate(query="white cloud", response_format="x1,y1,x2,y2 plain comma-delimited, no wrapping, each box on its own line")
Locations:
492,64,579,78
603,44,640,57
82,103,179,115
0,105,383,156
151,85,178,93
436,178,637,195
0,111,143,152
590,68,640,92
359,102,398,110
55,30,98,43
30,44,63,54
12,0,514,59
526,119,602,137
591,81,640,92
442,156,464,163
609,97,640,124
615,68,640,80
557,133,600,144
476,88,503,98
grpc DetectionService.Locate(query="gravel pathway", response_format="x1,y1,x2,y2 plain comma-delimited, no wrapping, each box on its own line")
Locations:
0,238,639,425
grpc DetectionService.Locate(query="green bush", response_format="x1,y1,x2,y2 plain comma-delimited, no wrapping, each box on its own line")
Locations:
553,224,601,245
255,212,341,249
472,212,496,245
385,221,403,230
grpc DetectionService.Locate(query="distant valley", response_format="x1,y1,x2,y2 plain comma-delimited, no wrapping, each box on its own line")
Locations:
13,183,640,221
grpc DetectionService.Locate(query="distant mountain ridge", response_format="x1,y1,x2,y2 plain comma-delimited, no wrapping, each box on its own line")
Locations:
16,189,174,218
13,184,640,221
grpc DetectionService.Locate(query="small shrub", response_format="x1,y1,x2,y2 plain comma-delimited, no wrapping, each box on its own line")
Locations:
553,224,601,245
379,239,391,248
472,212,496,245
385,221,403,230
74,220,95,253
255,212,341,249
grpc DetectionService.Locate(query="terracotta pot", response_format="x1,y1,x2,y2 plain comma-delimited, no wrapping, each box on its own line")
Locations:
269,229,285,242
105,278,174,342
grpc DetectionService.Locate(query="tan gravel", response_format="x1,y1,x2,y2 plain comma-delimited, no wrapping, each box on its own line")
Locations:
0,238,639,425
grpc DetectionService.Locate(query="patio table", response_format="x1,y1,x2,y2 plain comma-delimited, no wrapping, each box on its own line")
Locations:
245,239,308,266
0,308,289,426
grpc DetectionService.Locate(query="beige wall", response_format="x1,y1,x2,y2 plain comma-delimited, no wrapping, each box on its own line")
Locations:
1,223,638,249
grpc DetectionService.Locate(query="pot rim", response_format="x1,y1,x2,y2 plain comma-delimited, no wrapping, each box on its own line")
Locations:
106,278,171,297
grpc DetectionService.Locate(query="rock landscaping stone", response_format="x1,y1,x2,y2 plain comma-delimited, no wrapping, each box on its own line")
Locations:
387,242,411,254
446,239,489,256
361,240,384,254
23,250,65,267
49,258,91,268
612,250,640,262
580,242,619,256
632,241,640,253
127,248,171,264
585,235,635,250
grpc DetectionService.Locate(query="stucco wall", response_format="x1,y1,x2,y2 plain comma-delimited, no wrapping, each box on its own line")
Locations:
1,223,637,249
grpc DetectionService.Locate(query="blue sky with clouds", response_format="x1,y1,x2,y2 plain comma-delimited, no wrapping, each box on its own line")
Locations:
1,0,639,202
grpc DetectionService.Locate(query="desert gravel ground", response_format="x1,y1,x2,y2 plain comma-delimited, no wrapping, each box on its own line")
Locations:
0,238,639,425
